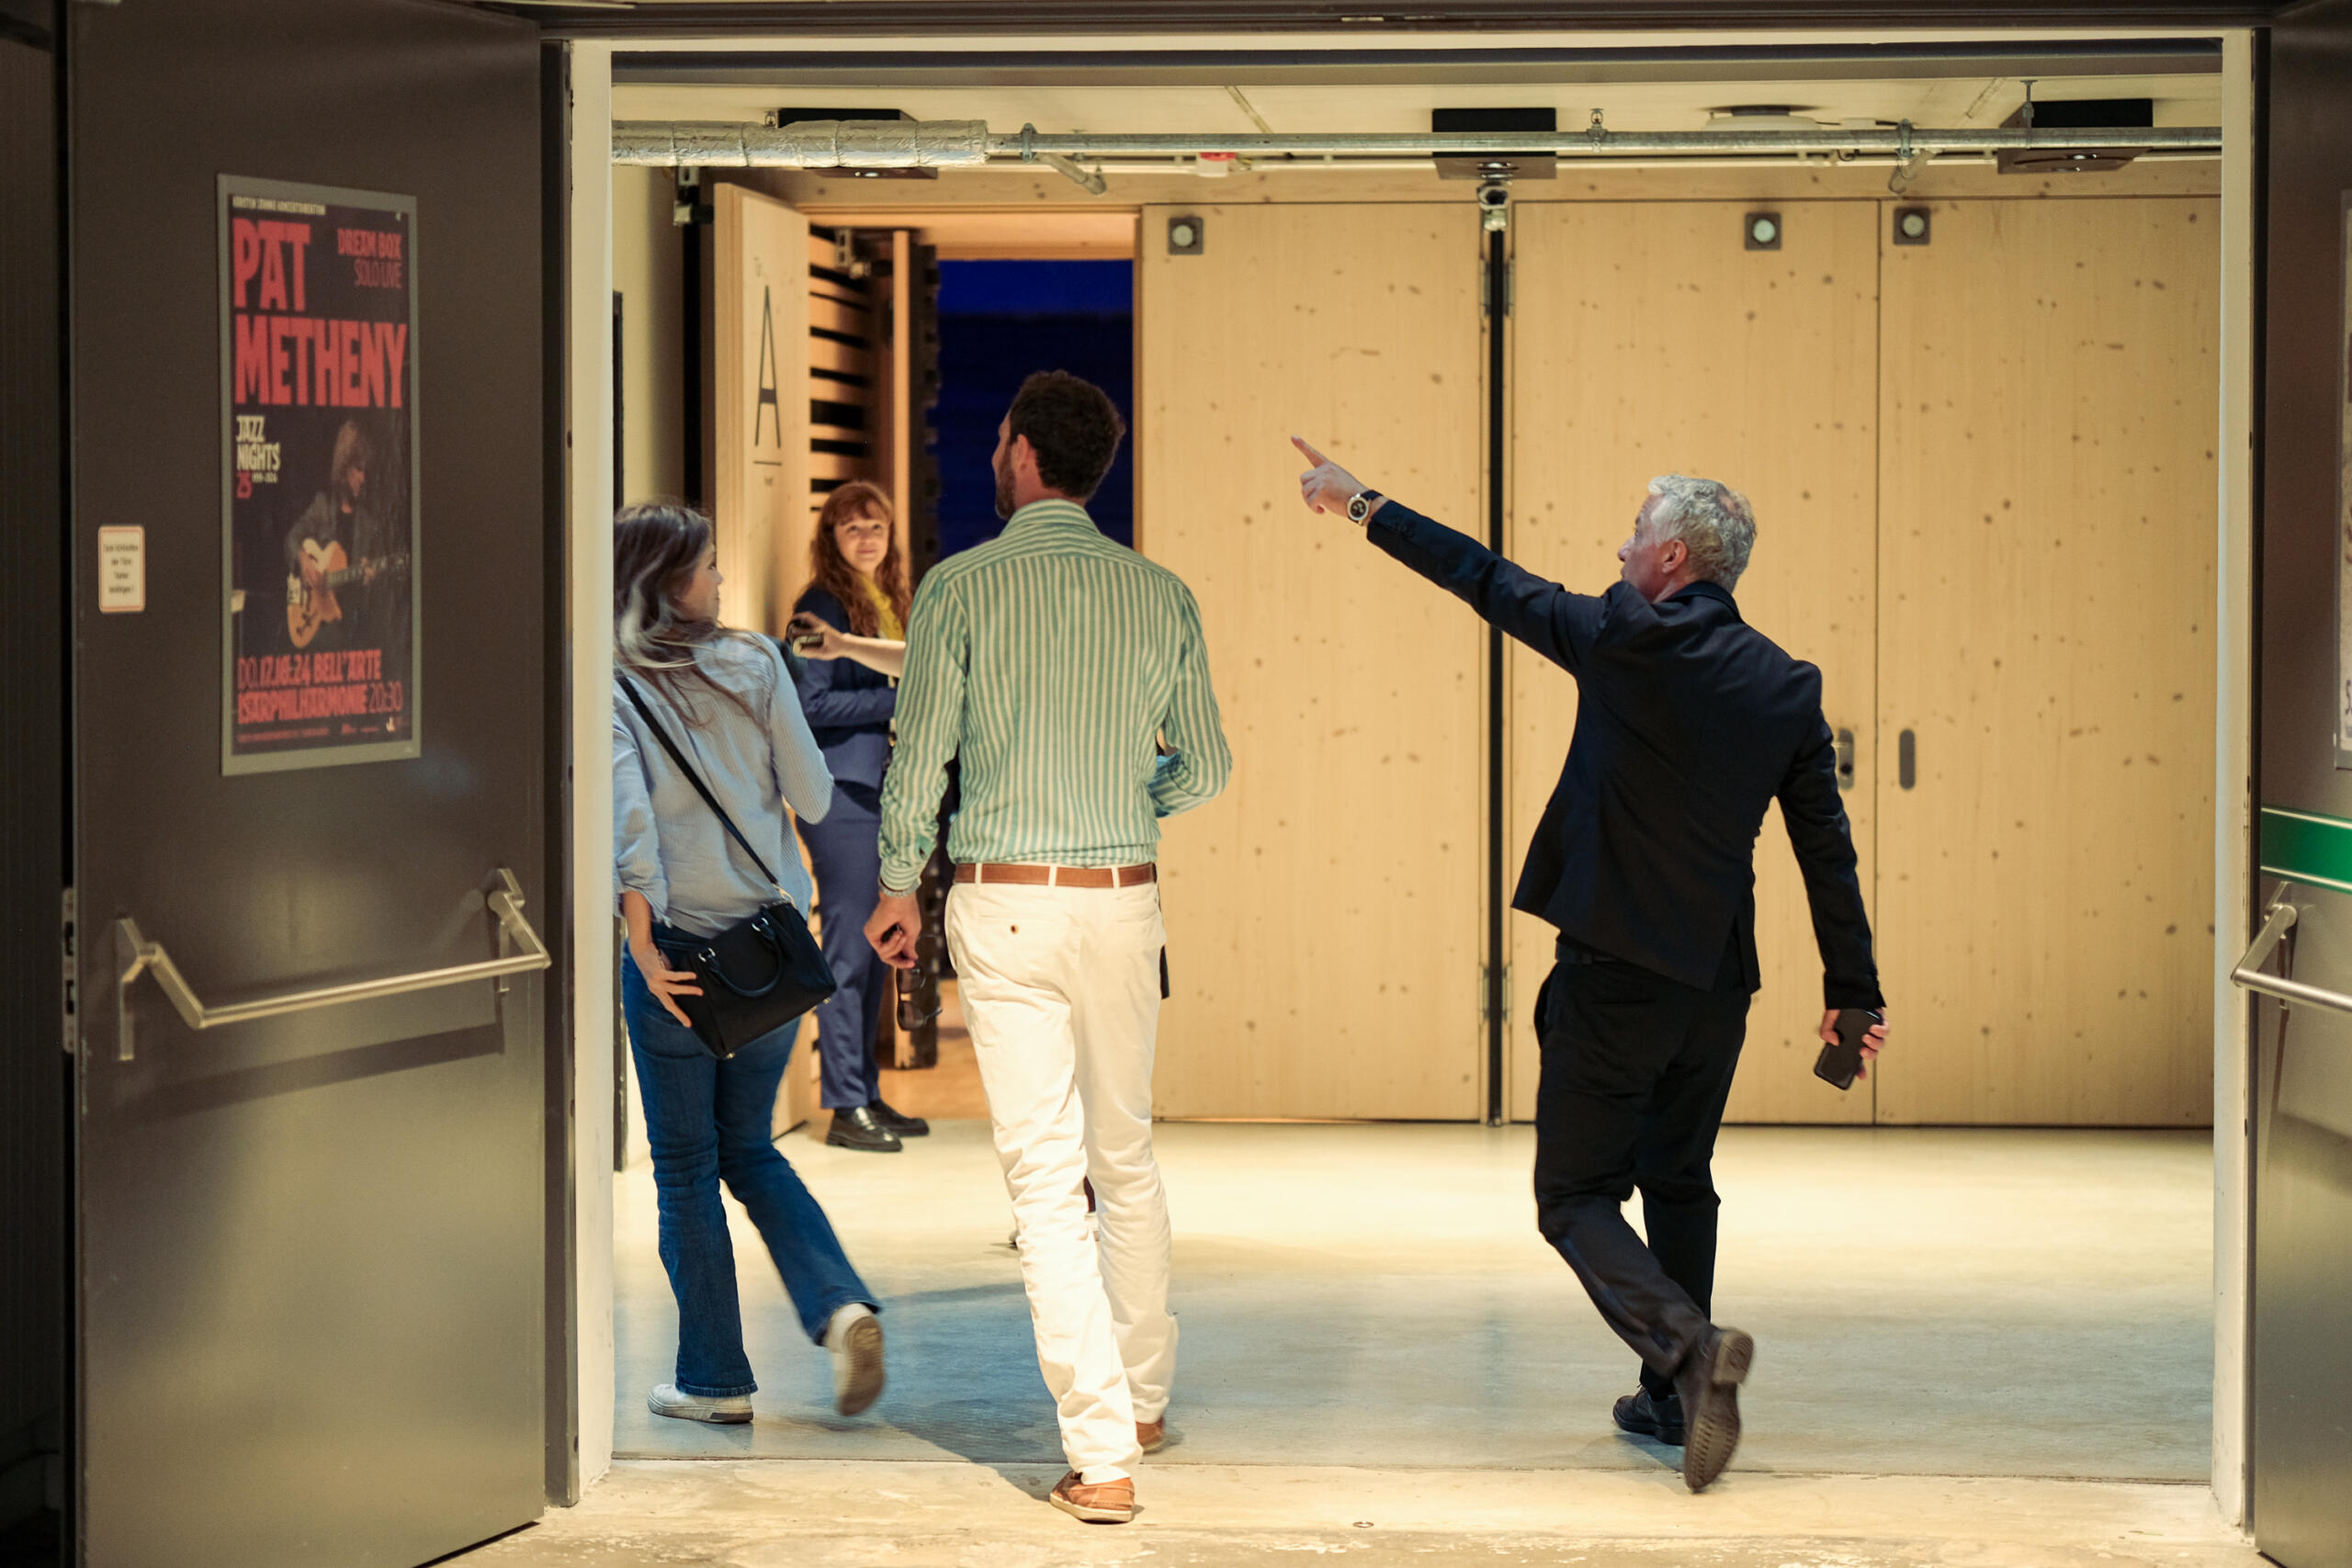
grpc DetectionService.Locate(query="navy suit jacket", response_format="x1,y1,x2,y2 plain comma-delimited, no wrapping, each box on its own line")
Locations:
1367,502,1881,1008
791,587,898,797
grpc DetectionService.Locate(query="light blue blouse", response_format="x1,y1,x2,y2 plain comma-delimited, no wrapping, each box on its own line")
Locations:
614,635,833,938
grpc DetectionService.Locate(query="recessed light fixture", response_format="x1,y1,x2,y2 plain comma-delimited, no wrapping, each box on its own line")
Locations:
1745,212,1782,251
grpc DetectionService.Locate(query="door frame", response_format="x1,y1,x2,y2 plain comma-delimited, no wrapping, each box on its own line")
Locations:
560,38,617,1495
554,23,2260,1522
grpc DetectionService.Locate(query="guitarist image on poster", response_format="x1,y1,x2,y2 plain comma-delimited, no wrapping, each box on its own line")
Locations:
283,419,405,657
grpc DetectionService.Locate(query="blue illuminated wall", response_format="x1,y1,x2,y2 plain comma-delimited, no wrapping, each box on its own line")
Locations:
933,259,1135,559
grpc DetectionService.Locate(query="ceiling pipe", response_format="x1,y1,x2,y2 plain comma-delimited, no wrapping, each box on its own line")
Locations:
609,116,2220,167
959,152,2219,175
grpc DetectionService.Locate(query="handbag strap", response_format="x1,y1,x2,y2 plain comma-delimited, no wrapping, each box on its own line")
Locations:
620,672,788,900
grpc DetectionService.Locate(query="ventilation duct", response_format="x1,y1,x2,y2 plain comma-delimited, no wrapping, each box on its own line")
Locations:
610,117,2220,168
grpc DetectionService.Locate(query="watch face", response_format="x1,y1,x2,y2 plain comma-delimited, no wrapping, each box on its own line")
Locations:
1348,494,1369,521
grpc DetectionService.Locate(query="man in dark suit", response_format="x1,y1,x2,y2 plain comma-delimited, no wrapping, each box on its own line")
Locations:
1291,437,1889,1494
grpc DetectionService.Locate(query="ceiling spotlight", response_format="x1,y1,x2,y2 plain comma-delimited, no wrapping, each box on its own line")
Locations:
1745,212,1782,251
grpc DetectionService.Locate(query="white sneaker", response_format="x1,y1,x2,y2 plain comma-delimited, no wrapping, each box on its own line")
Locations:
824,1303,887,1416
648,1383,752,1424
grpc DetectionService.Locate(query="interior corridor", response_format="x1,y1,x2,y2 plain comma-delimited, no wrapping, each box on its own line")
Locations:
610,1121,2212,1476
457,1106,2245,1564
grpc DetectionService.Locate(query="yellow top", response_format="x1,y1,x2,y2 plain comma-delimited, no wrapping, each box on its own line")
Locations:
862,575,904,642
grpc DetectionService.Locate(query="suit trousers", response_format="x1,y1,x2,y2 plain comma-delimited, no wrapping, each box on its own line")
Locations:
797,795,888,1112
945,879,1176,1483
1532,942,1750,1400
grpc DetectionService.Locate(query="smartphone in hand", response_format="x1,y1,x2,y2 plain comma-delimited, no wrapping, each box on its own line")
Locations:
1813,1007,1883,1092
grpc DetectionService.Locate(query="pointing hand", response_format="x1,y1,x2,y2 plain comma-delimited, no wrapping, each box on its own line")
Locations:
1292,435,1372,519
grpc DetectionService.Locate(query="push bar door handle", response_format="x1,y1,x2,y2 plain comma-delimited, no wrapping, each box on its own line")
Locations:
111,868,551,1061
2230,884,2352,1016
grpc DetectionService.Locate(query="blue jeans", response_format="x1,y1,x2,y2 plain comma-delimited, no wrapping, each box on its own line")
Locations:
624,943,877,1397
797,795,889,1111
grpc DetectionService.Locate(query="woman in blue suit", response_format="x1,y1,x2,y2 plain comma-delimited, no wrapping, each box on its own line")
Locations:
789,481,928,1153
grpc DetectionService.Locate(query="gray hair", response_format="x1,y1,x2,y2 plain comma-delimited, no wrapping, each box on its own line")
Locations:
1643,475,1757,591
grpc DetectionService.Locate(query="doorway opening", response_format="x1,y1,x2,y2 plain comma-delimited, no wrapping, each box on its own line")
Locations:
583,32,2256,1556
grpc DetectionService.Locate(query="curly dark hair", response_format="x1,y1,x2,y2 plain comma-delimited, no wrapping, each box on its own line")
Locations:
1007,370,1126,502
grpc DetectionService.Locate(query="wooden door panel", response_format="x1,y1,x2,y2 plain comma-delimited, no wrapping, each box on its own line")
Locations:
1138,203,1486,1120
714,184,809,641
1876,197,2217,1125
1506,200,1882,1124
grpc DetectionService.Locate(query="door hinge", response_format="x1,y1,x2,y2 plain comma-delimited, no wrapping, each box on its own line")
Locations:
61,886,77,1055
1481,963,1512,1022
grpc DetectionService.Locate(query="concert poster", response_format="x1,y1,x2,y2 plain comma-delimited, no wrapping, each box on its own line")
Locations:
219,175,421,774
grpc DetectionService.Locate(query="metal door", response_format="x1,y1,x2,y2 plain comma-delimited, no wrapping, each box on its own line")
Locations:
2244,4,2352,1563
68,4,556,1565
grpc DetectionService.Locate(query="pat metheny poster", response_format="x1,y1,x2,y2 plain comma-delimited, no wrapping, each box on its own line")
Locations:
220,175,420,774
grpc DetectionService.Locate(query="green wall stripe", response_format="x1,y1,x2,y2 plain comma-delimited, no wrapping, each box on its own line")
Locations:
2258,807,2352,896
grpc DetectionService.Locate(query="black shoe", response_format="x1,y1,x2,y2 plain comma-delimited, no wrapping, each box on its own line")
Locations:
1611,1386,1686,1446
826,1106,903,1152
1672,1326,1754,1494
867,1099,930,1137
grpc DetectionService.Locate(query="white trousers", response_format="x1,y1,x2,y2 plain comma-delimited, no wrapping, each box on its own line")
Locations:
945,879,1177,1482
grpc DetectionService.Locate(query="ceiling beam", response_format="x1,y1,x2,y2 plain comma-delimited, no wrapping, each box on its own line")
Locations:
613,39,2222,86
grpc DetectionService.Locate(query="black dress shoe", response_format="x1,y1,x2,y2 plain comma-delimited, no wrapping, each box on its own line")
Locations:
867,1099,930,1137
1672,1326,1754,1493
826,1105,902,1152
1611,1387,1686,1446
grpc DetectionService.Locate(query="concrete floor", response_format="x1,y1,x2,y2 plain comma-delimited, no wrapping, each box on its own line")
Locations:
454,1121,2245,1564
457,1461,2256,1566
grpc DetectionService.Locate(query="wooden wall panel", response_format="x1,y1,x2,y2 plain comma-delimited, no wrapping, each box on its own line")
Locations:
1875,197,2218,1126
1505,201,1883,1124
713,184,808,637
1138,203,1486,1121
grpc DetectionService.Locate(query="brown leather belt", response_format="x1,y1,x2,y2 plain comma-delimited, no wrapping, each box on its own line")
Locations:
954,863,1157,889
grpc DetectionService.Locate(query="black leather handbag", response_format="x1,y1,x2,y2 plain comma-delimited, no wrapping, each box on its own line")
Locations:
622,675,837,1059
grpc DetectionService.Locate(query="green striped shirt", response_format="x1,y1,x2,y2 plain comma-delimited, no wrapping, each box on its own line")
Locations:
878,499,1232,892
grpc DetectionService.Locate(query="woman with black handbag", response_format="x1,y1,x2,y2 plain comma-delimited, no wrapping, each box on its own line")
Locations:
612,501,887,1426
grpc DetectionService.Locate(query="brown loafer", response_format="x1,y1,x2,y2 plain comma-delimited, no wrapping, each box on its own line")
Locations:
1137,1415,1166,1454
1048,1471,1136,1524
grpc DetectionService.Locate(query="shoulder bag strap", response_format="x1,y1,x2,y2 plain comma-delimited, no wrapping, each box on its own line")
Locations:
620,673,787,898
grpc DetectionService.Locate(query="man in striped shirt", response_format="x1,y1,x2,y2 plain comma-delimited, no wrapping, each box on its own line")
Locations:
868,371,1230,1525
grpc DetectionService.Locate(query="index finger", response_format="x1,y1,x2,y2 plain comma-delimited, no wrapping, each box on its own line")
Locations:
1290,434,1329,466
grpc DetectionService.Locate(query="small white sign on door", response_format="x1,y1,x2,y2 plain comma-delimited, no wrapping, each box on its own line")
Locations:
97,525,145,614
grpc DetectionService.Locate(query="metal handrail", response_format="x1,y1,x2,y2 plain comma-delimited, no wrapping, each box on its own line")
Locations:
2230,885,2352,1017
112,868,550,1060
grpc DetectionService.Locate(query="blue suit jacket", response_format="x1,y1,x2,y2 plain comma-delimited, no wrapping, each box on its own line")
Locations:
1368,502,1881,1008
791,587,897,798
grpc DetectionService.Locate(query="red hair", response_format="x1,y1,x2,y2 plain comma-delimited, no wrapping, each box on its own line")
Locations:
807,481,910,637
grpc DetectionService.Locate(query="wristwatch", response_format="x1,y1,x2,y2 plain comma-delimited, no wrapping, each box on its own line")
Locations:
1345,489,1385,525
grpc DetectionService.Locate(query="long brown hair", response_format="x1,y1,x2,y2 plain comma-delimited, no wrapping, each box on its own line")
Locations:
806,480,910,637
613,501,758,728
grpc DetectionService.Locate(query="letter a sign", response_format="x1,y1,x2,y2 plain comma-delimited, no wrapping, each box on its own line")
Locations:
754,285,781,449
